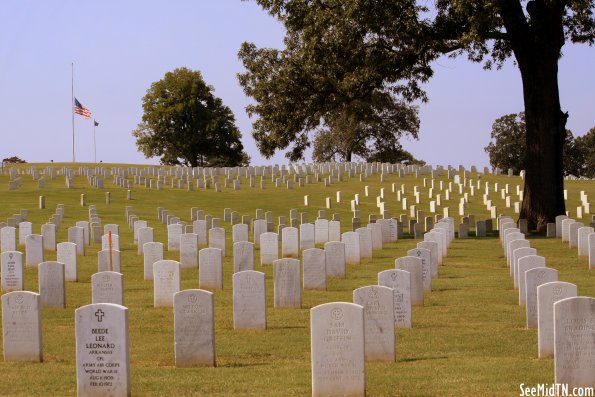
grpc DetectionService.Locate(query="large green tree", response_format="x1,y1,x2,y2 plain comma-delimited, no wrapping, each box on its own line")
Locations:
571,127,595,178
134,67,249,167
484,112,582,176
239,0,594,232
311,91,421,163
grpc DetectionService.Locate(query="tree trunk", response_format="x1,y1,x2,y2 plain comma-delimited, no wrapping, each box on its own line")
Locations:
517,53,566,233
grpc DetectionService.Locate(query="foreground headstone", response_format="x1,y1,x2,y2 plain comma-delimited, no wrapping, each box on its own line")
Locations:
92,271,124,306
2,291,43,362
281,227,299,258
68,227,85,256
378,269,412,328
554,297,595,388
75,303,130,397
300,223,315,250
153,260,181,307
1,251,24,292
310,302,365,397
38,261,65,308
173,289,216,367
167,224,183,251
233,270,266,330
273,258,301,308
209,227,226,257
353,285,395,362
537,281,577,358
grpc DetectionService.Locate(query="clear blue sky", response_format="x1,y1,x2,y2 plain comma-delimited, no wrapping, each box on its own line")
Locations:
1,1,593,168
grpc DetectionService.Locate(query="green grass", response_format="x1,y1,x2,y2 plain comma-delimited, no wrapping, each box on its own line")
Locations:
0,163,594,396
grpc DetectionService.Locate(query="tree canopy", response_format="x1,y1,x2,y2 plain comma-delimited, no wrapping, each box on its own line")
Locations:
310,91,421,163
239,0,594,231
484,112,589,177
134,67,249,167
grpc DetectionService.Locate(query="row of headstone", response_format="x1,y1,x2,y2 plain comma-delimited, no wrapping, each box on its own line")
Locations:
500,216,594,387
554,215,595,269
309,217,454,396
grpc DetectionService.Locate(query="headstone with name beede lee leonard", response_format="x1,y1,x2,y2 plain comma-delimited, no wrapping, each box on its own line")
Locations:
75,303,130,397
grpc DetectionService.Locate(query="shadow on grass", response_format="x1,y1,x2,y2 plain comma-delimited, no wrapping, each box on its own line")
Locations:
398,356,448,363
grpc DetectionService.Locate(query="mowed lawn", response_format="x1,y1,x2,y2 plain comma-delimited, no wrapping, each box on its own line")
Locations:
0,163,593,396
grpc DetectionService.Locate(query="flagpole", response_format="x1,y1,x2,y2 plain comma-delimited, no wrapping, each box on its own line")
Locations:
71,62,75,163
93,120,97,163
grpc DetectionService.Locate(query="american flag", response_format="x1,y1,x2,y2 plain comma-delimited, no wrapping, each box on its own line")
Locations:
74,98,91,119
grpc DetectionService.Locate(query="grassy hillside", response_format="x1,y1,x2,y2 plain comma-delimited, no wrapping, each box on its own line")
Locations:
0,163,593,396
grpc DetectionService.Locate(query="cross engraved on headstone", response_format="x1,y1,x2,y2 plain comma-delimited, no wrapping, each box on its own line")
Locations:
95,309,105,322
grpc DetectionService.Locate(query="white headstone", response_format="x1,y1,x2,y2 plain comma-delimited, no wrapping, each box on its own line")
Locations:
179,233,199,269
92,271,124,305
132,220,147,243
310,302,365,397
341,232,361,265
143,242,163,281
253,219,268,247
324,241,346,278
41,223,56,251
299,223,315,250
193,220,208,247
57,242,78,282
233,241,254,273
328,220,341,242
199,248,223,290
76,220,90,246
577,226,594,257
303,248,326,290
232,223,249,243
102,233,120,252
1,251,24,292
407,248,432,291
378,269,412,328
25,234,44,267
512,246,536,281
281,227,299,258
38,261,65,308
233,270,266,330
137,227,153,255
98,249,121,273
208,227,226,257
314,219,329,244
68,226,85,256
554,297,595,387
2,291,42,362
417,241,438,279
260,232,279,265
395,256,423,306
18,221,32,245
273,258,301,308
75,303,130,397
518,255,546,305
525,267,558,328
537,281,578,358
173,289,216,367
356,227,373,259
104,224,119,236
167,223,183,251
353,285,395,362
153,260,181,307
1,226,16,252
367,222,383,250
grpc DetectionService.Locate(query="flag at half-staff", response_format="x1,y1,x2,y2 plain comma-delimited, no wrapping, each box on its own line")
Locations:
74,98,92,119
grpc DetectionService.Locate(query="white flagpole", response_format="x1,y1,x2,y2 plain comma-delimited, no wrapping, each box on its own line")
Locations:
93,120,97,163
72,62,75,163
